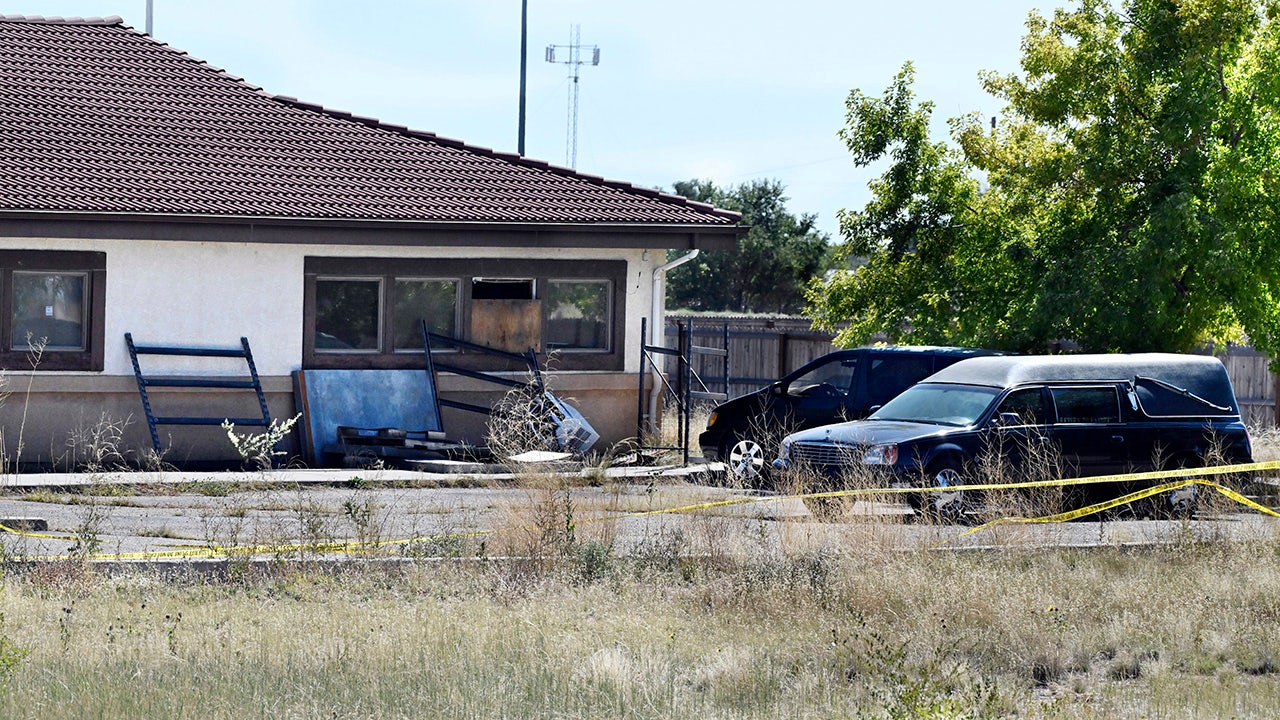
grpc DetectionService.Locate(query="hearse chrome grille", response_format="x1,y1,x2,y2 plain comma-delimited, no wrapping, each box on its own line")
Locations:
790,442,862,468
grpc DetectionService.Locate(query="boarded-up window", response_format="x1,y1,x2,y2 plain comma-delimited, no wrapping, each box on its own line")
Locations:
471,299,542,353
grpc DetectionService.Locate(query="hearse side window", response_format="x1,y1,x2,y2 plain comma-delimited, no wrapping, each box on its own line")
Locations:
997,388,1048,425
1050,386,1121,424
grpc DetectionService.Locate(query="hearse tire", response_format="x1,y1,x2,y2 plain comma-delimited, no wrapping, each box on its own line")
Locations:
923,458,977,525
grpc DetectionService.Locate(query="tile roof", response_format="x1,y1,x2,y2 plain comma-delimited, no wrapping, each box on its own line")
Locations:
0,15,741,227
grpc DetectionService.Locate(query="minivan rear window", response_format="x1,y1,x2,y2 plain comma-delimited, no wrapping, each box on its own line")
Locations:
865,354,936,405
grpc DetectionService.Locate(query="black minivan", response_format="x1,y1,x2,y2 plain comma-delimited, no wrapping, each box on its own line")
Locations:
699,346,997,483
772,353,1254,519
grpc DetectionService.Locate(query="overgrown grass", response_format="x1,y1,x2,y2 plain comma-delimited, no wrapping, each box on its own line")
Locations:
1,539,1280,718
0,415,1275,716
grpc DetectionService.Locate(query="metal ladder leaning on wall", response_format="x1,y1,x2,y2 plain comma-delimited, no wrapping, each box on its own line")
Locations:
125,333,272,459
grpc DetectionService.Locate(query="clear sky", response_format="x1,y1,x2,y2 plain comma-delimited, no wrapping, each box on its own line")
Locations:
10,0,1054,239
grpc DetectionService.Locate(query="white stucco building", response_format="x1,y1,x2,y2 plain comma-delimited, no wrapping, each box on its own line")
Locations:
0,15,743,467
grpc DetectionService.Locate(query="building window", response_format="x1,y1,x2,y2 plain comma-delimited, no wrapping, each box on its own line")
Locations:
472,278,534,300
545,280,611,351
11,272,87,351
0,251,105,371
392,279,458,351
316,278,381,352
304,257,624,371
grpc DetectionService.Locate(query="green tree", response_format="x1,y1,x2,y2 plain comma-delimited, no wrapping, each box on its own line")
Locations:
666,179,832,313
810,0,1280,358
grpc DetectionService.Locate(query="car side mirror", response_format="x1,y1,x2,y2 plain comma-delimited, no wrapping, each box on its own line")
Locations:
996,412,1023,426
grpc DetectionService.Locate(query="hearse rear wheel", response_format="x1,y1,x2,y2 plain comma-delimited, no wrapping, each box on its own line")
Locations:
1164,454,1203,519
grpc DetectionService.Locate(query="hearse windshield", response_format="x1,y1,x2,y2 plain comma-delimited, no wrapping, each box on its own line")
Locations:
868,383,1001,427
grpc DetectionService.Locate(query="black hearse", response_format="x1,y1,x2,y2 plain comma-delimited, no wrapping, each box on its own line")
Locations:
699,346,997,483
772,353,1253,519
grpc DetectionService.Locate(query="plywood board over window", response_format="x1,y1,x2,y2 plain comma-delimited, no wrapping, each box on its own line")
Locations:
471,299,542,354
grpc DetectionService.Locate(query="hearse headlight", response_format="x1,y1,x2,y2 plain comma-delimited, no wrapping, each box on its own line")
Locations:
863,443,899,466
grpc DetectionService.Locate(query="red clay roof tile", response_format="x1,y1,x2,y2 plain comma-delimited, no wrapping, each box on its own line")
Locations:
0,15,740,227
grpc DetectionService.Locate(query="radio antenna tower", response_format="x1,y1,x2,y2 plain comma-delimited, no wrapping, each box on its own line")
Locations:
545,25,600,169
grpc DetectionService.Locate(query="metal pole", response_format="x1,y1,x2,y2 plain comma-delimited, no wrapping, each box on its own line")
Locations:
722,322,730,397
567,25,579,168
145,0,153,35
680,322,690,465
638,317,648,444
517,0,527,155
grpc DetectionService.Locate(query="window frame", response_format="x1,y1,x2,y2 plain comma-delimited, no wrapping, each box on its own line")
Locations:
0,250,105,372
543,277,614,354
11,270,90,351
303,257,626,371
314,275,384,354
391,277,462,353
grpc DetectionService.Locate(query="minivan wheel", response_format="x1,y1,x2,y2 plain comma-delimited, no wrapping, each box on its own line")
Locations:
723,435,769,488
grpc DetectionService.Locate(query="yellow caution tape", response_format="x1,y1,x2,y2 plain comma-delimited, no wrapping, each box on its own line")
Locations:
3,460,1276,562
0,521,81,543
940,478,1280,547
620,459,1280,517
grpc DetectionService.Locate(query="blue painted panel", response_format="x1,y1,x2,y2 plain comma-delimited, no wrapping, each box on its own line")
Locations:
293,369,443,465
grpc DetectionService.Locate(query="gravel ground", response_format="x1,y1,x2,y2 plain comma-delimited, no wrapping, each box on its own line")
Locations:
1,465,1278,563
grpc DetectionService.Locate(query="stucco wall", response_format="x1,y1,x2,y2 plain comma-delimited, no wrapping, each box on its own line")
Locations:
0,236,661,467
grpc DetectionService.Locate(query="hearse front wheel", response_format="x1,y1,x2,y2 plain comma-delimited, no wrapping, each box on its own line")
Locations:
920,458,976,525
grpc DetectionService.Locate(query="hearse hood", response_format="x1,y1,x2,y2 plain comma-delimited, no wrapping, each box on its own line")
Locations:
786,419,954,447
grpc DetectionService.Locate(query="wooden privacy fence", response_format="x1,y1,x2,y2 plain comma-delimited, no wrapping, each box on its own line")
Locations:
1218,348,1277,427
664,315,1279,428
663,316,836,400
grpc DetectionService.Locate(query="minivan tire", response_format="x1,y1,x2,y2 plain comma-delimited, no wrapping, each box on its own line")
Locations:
722,433,771,489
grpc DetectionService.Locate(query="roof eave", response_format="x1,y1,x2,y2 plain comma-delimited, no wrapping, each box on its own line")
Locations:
0,211,745,250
